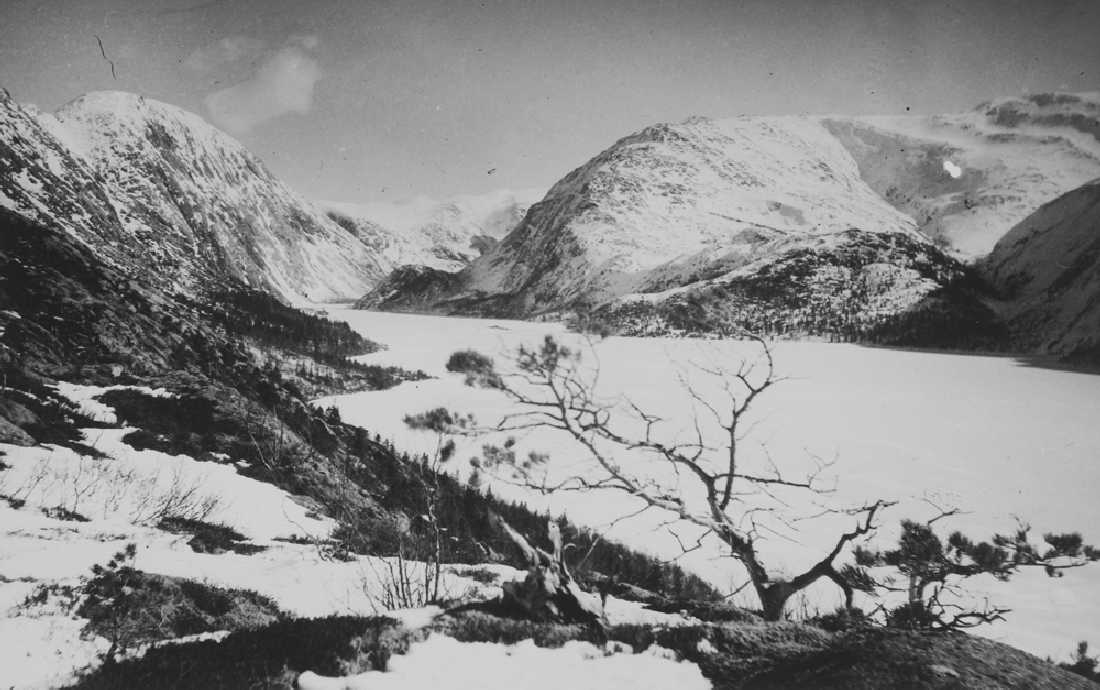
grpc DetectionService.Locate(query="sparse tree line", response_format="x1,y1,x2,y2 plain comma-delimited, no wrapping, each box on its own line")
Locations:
573,292,1007,350
854,515,1100,631
206,288,378,361
566,261,1012,353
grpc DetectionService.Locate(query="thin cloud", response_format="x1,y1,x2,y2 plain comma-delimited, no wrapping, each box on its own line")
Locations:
184,35,266,73
204,38,321,134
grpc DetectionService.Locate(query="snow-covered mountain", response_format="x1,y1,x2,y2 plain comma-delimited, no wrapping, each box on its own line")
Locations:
319,188,542,272
1,90,385,302
827,91,1100,257
360,93,1100,337
983,177,1100,359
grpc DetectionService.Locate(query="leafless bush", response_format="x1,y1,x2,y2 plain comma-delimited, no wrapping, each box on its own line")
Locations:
362,548,443,612
129,465,222,524
0,451,221,524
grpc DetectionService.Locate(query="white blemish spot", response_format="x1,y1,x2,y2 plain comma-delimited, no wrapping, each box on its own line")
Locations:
943,160,962,179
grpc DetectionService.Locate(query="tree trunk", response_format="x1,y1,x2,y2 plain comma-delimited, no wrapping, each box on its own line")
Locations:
758,583,793,621
492,515,605,625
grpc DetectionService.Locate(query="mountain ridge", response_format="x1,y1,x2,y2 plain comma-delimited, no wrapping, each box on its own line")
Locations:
2,89,539,304
3,90,388,302
360,92,1100,359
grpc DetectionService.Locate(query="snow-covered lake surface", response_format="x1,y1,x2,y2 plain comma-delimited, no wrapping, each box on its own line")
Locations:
319,307,1100,660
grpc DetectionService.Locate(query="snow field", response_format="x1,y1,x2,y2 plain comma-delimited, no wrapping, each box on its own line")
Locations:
297,634,710,690
320,308,1100,661
0,381,708,688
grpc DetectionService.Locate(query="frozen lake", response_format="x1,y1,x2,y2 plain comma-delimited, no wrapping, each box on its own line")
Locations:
317,307,1100,659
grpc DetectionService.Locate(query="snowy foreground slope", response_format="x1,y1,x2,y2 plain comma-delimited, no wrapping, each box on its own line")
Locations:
319,308,1100,662
0,384,699,689
296,636,709,690
361,92,1100,344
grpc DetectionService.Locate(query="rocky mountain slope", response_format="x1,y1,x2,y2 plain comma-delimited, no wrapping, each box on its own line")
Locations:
321,188,542,272
983,178,1100,359
1,90,387,302
360,93,1100,346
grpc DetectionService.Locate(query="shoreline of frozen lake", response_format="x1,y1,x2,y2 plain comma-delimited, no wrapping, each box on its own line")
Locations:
316,307,1100,660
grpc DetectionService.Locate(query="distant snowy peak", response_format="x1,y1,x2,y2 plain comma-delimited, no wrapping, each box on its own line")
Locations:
330,188,543,234
978,91,1100,141
1,90,385,302
829,91,1100,257
319,188,542,272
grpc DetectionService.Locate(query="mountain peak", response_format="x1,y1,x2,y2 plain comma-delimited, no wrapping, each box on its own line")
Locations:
2,90,384,302
53,90,261,168
364,97,1100,331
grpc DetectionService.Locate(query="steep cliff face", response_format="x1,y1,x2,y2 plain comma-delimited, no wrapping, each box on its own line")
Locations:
2,90,384,302
983,178,1100,358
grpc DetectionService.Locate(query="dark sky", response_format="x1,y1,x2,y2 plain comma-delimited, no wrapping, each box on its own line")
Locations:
2,0,1097,202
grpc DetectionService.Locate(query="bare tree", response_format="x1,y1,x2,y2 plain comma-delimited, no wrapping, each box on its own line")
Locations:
491,513,605,625
460,334,893,621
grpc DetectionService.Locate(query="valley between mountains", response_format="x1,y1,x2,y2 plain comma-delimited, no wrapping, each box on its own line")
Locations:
1,86,1099,689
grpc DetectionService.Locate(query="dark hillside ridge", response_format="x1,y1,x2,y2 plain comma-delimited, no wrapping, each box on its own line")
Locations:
982,178,1100,361
65,611,1100,689
584,230,969,339
0,207,714,602
866,177,1100,364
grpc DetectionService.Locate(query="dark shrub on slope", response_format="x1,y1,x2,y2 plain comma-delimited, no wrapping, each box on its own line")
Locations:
68,616,409,690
